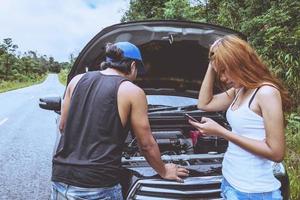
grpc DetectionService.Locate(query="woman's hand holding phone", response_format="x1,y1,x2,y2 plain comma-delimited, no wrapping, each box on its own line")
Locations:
184,113,201,123
186,115,227,137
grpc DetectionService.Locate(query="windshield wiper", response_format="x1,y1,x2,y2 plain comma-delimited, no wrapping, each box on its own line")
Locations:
148,105,197,113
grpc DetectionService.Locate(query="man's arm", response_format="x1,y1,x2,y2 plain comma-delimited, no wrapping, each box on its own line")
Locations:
59,74,84,133
122,83,189,181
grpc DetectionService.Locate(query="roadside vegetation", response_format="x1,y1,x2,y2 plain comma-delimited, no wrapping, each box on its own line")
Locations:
285,112,300,197
122,0,300,198
58,68,69,85
0,38,72,93
0,74,46,93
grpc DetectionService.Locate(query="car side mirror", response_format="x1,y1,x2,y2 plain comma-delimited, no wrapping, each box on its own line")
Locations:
39,96,61,113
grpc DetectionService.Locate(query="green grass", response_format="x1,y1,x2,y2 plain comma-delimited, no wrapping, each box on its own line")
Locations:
0,74,47,93
58,68,69,85
285,112,300,200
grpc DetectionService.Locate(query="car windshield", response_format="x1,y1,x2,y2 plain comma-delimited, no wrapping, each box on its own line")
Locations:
147,95,197,107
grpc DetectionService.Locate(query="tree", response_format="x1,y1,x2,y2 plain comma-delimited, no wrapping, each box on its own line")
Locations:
48,57,61,73
0,38,18,80
163,0,202,21
121,0,168,22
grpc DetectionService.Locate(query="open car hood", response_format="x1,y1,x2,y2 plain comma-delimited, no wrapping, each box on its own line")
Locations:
70,20,246,98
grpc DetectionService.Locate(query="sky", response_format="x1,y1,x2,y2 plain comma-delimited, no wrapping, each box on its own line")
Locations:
0,0,129,62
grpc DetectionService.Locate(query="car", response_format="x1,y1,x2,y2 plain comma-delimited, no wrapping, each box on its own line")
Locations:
39,20,290,200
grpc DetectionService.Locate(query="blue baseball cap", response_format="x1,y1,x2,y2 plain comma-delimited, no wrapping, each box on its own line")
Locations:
110,41,145,75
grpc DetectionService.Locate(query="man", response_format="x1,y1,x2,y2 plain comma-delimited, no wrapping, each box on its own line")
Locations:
51,42,189,200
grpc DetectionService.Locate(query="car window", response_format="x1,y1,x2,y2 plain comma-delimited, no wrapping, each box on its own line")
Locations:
146,95,197,107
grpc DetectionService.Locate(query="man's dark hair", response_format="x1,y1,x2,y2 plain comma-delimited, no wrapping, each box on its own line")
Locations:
100,43,139,74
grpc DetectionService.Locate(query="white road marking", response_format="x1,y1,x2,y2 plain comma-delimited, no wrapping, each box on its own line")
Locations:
0,118,8,126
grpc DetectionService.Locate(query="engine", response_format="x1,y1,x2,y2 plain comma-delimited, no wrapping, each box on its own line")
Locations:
122,128,228,158
122,129,193,158
121,112,229,170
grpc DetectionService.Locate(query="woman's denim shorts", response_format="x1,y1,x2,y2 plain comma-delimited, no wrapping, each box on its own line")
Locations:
51,181,123,200
221,178,282,200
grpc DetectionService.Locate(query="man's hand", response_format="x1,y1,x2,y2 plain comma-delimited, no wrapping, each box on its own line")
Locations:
161,163,189,182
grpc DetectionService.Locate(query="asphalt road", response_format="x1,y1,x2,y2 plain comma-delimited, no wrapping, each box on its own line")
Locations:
0,74,65,200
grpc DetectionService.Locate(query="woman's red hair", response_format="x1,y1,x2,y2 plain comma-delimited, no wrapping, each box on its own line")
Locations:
209,35,291,112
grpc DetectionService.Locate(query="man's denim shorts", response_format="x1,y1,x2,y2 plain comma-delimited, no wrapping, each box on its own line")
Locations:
51,181,123,200
220,178,282,200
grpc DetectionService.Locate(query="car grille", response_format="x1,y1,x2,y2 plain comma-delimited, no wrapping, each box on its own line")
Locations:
127,176,223,200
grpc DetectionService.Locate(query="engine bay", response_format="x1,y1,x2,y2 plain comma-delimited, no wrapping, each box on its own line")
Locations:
122,112,229,168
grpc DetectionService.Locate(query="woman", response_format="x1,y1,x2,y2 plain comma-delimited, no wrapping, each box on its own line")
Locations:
189,35,291,199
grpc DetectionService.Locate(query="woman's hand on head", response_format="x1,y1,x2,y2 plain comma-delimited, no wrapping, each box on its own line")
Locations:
188,117,226,137
208,62,216,73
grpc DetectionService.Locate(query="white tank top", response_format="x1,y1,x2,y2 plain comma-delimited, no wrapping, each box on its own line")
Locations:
222,87,281,193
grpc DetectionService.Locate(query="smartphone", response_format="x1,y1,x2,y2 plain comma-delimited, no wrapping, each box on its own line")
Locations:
184,113,201,123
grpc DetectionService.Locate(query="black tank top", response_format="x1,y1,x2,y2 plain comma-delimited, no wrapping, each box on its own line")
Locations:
52,71,130,187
